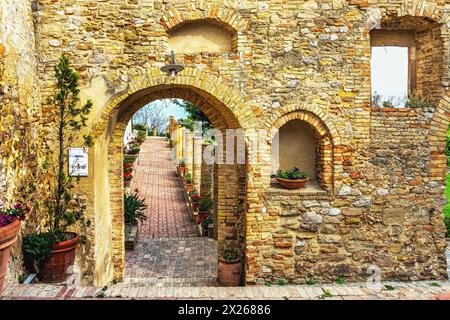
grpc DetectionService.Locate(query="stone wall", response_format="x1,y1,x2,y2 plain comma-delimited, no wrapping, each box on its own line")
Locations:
0,0,42,285
0,0,447,286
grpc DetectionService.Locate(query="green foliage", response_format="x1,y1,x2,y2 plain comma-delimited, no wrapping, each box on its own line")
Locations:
18,274,27,284
172,99,213,134
404,95,433,109
133,124,146,131
306,277,316,285
429,282,441,287
24,55,92,266
185,173,192,184
124,192,148,226
198,194,213,212
384,284,396,291
22,233,54,271
444,173,450,238
202,215,213,229
335,277,345,285
222,247,239,263
275,167,308,180
321,289,333,298
278,278,286,286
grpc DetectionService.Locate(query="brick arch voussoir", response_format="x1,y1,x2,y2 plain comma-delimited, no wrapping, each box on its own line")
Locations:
159,3,248,33
428,94,450,180
90,67,254,140
264,106,341,146
396,1,449,23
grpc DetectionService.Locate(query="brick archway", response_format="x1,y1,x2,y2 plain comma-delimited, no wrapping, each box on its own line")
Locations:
90,69,253,283
262,107,343,194
428,94,450,182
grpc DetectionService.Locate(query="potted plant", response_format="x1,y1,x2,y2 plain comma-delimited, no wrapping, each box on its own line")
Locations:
197,195,213,224
124,190,148,250
185,173,193,193
189,190,200,212
177,160,186,177
218,247,242,286
201,216,213,237
0,203,29,294
275,167,309,189
22,55,93,283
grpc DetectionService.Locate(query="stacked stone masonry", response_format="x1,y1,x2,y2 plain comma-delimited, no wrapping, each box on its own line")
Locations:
0,0,448,286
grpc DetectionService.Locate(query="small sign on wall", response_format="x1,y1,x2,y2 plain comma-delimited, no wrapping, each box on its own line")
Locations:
68,147,88,177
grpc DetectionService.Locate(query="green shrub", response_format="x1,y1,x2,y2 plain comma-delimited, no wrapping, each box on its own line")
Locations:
22,233,54,272
185,173,192,184
133,124,146,131
275,167,308,180
124,192,148,226
198,195,213,212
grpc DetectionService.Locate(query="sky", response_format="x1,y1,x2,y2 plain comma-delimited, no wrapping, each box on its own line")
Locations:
371,46,409,107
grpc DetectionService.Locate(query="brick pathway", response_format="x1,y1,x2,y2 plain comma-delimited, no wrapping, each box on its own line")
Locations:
131,137,196,238
126,137,217,286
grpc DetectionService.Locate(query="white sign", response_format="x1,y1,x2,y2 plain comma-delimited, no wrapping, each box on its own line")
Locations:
68,147,88,177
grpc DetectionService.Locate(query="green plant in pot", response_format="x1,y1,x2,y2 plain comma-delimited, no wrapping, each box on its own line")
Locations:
124,191,148,226
184,173,194,192
275,167,309,189
201,215,213,237
218,246,242,286
197,195,213,224
22,55,93,283
177,159,186,177
188,190,200,212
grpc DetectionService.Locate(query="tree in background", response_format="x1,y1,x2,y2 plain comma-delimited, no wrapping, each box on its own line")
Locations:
132,100,168,134
171,99,212,134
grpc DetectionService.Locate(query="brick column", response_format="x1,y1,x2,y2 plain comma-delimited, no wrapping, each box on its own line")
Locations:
182,128,188,162
200,144,214,197
192,136,203,191
185,131,194,175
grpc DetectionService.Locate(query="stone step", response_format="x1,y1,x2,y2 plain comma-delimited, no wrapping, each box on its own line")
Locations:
118,277,218,287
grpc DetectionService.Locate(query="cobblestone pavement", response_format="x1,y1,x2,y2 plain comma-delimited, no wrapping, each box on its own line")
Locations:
131,137,196,238
2,281,450,300
125,238,218,287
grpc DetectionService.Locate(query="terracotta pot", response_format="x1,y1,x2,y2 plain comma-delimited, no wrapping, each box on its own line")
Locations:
192,202,199,212
276,177,309,189
218,258,242,286
177,166,186,177
198,211,209,224
38,232,79,283
0,219,20,295
185,183,194,193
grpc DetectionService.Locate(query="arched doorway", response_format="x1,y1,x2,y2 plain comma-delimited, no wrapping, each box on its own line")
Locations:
89,79,251,285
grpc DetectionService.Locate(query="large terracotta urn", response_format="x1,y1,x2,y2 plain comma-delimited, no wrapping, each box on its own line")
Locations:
0,219,21,295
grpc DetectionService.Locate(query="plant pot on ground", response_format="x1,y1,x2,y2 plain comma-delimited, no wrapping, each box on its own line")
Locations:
185,173,193,193
197,195,213,224
218,248,242,287
201,216,213,237
0,204,28,294
124,191,147,250
189,191,200,212
275,167,309,190
177,160,186,177
22,55,93,283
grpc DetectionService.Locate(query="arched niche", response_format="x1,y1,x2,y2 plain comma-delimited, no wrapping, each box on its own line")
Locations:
168,20,236,54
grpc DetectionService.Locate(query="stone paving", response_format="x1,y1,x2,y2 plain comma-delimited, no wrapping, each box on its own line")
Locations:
126,137,217,286
124,238,218,287
2,281,450,300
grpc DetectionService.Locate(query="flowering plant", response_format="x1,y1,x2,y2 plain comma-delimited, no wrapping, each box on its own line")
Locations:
0,203,29,227
124,172,133,182
191,194,200,203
